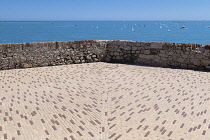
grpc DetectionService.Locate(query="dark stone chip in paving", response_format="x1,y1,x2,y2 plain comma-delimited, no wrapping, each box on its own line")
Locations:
95,120,101,124
160,127,165,132
137,125,142,130
52,126,57,130
154,126,159,131
79,126,84,131
126,117,131,121
140,118,145,123
126,128,132,133
45,130,49,135
161,130,166,135
67,128,72,133
55,120,60,125
80,120,85,125
202,130,206,135
143,126,149,130
180,123,184,128
77,131,83,136
168,131,173,137
90,120,96,125
102,127,105,132
109,133,116,139
17,130,21,135
70,136,75,140
29,120,33,125
4,134,7,139
109,117,116,121
0,126,2,131
88,132,94,137
162,120,166,124
70,120,75,124
41,119,45,123
115,134,122,140
144,131,150,137
109,124,116,129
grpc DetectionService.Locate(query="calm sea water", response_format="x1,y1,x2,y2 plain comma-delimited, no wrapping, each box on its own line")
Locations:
0,21,210,45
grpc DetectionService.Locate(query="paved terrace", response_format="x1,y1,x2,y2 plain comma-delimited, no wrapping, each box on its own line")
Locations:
0,62,210,140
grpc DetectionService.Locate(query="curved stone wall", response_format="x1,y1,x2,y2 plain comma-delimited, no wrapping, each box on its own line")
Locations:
105,40,210,70
0,40,107,70
0,40,210,71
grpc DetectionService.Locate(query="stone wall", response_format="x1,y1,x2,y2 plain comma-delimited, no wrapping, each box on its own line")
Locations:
0,40,210,71
0,40,107,70
105,40,210,70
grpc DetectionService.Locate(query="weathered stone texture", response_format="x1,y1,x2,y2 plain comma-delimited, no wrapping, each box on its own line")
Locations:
0,40,107,70
106,40,210,70
0,40,210,71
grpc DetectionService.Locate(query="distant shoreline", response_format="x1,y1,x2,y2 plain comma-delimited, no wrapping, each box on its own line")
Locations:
1,20,210,22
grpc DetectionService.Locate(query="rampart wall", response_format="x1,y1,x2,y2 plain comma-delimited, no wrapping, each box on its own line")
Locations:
0,40,210,70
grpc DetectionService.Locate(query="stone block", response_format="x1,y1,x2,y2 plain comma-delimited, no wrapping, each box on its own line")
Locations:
151,42,162,49
192,59,201,66
194,54,204,59
167,51,175,56
114,52,120,56
132,46,138,51
188,65,197,69
159,53,167,57
139,54,154,59
205,44,210,50
177,58,185,63
201,59,210,66
124,46,131,50
22,63,32,68
74,60,81,64
160,50,166,54
144,50,150,55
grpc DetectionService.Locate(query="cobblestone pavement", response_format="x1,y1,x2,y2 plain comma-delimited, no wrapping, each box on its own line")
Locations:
0,62,209,140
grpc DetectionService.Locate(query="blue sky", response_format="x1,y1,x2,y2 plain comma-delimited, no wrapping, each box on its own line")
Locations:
0,0,210,21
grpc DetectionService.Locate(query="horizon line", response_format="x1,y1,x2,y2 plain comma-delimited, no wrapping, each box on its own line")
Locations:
1,19,210,22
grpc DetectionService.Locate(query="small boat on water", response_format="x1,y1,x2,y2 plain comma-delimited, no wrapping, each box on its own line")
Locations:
132,27,134,31
168,29,171,32
180,26,186,29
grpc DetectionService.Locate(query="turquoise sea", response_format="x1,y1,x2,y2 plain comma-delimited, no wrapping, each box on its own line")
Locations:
0,21,210,45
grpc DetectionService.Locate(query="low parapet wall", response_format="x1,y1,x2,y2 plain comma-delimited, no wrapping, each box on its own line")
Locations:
0,40,107,70
0,40,210,71
105,41,210,70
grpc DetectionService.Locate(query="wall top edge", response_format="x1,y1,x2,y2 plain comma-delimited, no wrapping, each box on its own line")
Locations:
0,40,207,46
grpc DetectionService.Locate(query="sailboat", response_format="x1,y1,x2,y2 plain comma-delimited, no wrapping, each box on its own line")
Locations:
132,27,134,31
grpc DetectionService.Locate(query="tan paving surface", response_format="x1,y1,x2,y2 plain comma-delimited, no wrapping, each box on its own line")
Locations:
0,62,210,140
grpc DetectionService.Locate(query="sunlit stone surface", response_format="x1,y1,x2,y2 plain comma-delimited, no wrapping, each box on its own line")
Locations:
0,62,209,140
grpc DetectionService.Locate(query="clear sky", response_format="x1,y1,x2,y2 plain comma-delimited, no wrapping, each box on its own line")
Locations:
0,0,210,21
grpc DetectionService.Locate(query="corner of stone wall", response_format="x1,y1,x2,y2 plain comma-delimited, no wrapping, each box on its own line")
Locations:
104,40,210,71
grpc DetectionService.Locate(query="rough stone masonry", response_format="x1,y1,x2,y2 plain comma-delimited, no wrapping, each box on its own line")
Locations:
0,40,210,70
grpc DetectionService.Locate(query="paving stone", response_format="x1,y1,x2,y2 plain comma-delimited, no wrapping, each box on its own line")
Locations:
0,62,209,139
